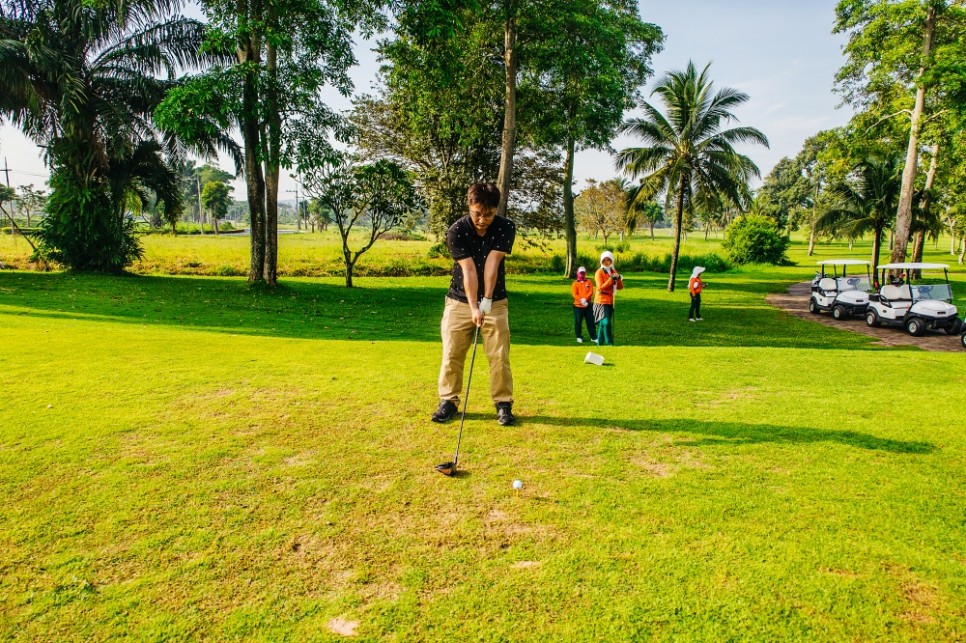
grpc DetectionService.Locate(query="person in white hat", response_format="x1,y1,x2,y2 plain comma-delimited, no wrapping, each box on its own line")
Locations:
688,266,705,321
593,251,623,345
571,266,596,343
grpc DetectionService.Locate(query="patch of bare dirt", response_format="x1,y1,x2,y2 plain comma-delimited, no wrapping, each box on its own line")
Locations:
767,282,963,352
327,617,359,637
511,560,542,569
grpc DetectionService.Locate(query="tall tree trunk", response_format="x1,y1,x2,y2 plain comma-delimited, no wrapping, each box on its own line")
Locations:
911,230,925,264
910,143,940,276
891,4,936,264
262,39,280,286
239,32,266,283
950,215,957,254
807,226,816,256
667,173,686,292
496,16,518,218
563,134,577,278
342,241,354,287
872,226,882,275
649,220,655,239
197,177,205,235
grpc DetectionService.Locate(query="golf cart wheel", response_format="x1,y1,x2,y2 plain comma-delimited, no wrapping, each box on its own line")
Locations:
905,317,926,337
832,305,846,321
808,298,819,314
961,332,966,350
866,310,880,327
945,319,963,335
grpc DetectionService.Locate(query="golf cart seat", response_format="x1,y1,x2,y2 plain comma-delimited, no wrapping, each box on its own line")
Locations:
817,278,837,295
880,284,912,302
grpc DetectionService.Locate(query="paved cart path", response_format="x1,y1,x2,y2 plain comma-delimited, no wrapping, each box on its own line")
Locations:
766,282,964,352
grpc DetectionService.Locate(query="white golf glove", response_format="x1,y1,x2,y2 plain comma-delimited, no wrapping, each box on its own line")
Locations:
579,298,588,306
479,297,493,314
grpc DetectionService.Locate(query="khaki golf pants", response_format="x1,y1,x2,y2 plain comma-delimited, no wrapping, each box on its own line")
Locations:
438,297,513,405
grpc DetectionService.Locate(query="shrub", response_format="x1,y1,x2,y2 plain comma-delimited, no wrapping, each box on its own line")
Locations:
427,241,447,258
37,169,143,272
215,265,245,277
722,215,790,265
596,241,631,254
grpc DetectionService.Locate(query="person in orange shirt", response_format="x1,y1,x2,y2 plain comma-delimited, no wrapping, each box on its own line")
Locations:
688,266,705,321
594,251,623,345
571,266,596,344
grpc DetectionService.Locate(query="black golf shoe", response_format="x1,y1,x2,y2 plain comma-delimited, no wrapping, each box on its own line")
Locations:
431,400,459,423
496,402,515,426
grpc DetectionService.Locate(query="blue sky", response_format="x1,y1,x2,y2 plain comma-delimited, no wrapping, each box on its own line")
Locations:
0,0,852,195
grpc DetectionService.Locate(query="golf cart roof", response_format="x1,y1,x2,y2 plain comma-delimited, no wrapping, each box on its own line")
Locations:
878,262,949,270
816,259,869,266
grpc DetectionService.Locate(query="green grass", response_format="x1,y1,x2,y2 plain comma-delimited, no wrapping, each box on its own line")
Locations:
2,235,966,640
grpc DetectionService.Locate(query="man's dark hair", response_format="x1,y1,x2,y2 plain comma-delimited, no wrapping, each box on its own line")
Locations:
467,182,500,210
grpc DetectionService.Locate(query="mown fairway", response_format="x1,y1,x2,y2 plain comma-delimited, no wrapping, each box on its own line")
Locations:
2,234,966,640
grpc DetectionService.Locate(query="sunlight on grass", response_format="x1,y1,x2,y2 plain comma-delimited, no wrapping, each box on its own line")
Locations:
2,233,966,639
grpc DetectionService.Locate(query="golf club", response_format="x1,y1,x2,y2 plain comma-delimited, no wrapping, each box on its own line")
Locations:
435,318,482,476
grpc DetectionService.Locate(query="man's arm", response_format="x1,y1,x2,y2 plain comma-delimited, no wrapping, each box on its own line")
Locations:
458,257,483,326
481,251,506,299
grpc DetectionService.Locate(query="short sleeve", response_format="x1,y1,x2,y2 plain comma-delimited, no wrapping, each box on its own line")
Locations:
447,220,472,260
492,218,515,254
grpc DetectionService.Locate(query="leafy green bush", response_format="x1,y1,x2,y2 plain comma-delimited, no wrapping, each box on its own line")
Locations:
215,265,245,277
550,251,729,274
722,215,790,265
37,169,143,272
596,241,631,253
427,241,447,258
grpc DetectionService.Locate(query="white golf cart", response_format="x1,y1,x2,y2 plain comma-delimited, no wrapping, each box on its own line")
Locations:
866,262,962,336
808,259,872,320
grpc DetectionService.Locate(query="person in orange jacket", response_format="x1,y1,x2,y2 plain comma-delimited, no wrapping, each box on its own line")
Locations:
594,251,623,345
688,266,705,321
571,266,596,344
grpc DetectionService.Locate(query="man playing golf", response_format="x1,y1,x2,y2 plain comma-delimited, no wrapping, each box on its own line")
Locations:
432,182,516,427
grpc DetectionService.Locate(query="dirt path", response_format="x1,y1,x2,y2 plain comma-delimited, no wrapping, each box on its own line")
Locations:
766,282,964,352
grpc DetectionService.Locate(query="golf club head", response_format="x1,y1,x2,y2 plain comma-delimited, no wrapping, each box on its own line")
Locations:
435,461,456,476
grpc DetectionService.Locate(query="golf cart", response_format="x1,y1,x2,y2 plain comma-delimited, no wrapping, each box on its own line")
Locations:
809,259,872,320
866,262,962,336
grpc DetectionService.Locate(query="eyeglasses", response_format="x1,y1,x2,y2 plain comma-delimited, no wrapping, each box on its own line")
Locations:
471,208,496,220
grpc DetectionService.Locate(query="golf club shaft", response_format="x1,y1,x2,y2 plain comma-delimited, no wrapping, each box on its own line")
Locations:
453,319,482,465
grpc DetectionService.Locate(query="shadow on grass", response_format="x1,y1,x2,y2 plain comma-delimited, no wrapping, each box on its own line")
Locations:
0,271,879,350
524,415,935,455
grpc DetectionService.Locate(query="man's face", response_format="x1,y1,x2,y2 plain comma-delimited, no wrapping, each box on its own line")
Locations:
469,204,497,234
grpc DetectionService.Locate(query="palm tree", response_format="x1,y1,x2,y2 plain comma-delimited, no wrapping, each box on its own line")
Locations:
0,0,231,271
617,61,768,291
816,156,901,275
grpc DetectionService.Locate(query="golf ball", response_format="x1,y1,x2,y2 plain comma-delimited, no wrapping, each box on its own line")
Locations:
512,480,523,490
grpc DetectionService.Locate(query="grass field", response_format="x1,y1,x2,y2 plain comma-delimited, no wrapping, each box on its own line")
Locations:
0,226,730,277
2,232,966,640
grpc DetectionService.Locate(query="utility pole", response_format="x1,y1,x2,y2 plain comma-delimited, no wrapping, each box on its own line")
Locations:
2,158,14,237
197,176,205,235
287,184,300,232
